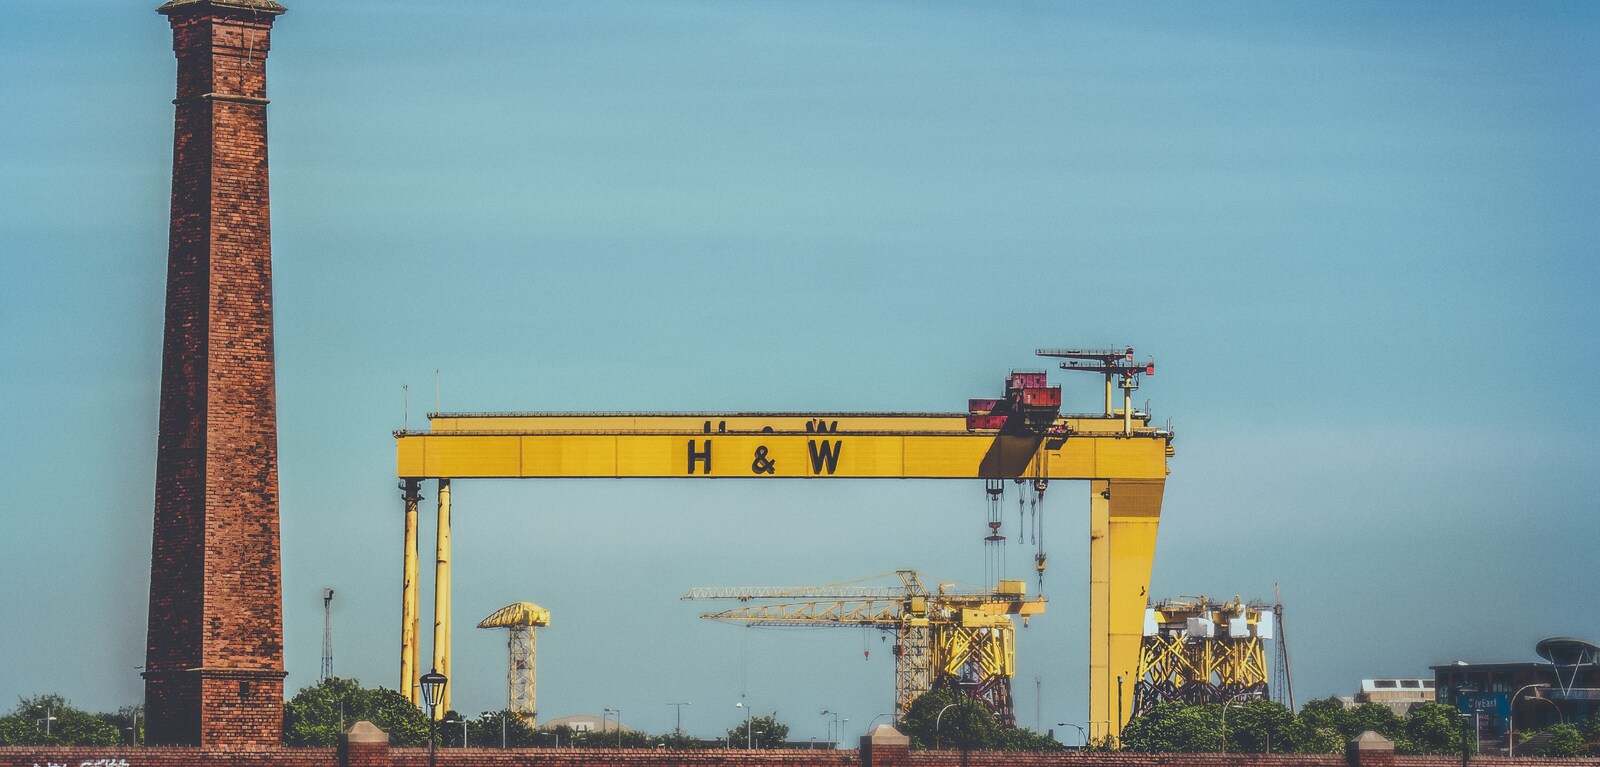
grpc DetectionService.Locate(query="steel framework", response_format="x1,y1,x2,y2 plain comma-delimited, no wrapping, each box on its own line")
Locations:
688,571,1040,724
1132,596,1271,716
394,354,1173,741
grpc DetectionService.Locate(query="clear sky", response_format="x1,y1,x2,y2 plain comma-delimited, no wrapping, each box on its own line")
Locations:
2,0,1597,743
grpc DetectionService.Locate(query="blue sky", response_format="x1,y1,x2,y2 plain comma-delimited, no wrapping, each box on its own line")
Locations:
1,0,1597,741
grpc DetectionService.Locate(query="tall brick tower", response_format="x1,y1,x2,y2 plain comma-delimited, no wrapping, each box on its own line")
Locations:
145,0,288,749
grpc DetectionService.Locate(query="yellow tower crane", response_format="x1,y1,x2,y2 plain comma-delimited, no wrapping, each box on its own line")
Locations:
477,601,551,725
683,570,1045,725
1131,596,1272,717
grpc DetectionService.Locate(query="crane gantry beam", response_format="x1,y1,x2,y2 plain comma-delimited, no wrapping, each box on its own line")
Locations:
393,361,1173,743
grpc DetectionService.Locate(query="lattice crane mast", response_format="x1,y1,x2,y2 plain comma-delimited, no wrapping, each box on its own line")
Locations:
683,570,1045,725
477,601,551,725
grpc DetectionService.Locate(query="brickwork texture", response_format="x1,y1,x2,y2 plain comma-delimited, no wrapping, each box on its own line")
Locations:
6,748,1600,767
144,0,288,750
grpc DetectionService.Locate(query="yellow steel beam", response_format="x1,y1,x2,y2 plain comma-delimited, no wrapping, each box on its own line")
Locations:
431,479,452,719
395,410,1172,737
1092,478,1163,745
398,414,1168,481
399,480,422,704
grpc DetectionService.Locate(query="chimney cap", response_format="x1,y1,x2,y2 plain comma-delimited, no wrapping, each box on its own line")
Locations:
158,0,287,17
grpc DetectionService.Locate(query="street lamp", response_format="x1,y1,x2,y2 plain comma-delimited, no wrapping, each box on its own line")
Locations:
603,708,622,748
954,680,980,767
1457,685,1478,767
736,701,752,748
667,702,690,735
1056,722,1087,748
935,704,959,748
419,669,448,767
36,705,57,737
1508,683,1550,757
820,709,847,746
1219,690,1256,755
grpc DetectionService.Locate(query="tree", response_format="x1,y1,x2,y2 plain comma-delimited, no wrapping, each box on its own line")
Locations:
1221,699,1296,753
569,724,653,749
1118,702,1220,752
1538,723,1585,757
0,694,119,746
894,688,1063,752
282,677,430,746
1404,703,1466,756
1297,697,1347,731
1274,716,1344,754
900,688,997,750
99,705,144,745
463,710,540,747
727,714,789,748
1341,702,1405,741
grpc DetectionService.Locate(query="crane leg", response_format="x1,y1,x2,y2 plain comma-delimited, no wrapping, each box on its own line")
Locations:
1088,478,1164,745
400,479,422,704
432,478,452,717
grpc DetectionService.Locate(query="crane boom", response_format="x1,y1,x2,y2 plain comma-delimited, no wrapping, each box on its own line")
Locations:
689,571,1043,725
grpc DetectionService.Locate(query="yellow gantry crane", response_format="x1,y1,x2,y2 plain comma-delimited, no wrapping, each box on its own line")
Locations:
394,348,1172,742
477,602,551,725
1132,596,1272,717
682,571,1045,726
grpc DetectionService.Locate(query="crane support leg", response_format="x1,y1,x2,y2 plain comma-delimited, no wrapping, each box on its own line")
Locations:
1089,478,1164,745
432,478,452,717
400,479,422,704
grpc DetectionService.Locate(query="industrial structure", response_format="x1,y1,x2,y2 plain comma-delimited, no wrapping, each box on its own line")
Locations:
144,0,289,747
321,588,335,681
395,349,1172,741
1271,585,1295,710
1131,596,1275,717
477,602,552,725
683,571,1045,724
1434,637,1600,751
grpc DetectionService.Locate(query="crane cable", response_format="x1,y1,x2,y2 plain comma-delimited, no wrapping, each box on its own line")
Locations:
984,479,1005,585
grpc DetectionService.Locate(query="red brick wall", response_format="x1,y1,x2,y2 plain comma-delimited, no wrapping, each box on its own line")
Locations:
145,0,287,750
6,748,1600,767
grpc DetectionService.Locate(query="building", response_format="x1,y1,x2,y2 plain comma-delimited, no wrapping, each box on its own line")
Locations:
540,714,633,733
1431,638,1600,750
1353,679,1436,715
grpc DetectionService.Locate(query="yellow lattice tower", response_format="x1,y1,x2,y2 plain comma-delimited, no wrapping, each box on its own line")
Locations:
1132,596,1271,717
477,602,551,724
686,571,1042,726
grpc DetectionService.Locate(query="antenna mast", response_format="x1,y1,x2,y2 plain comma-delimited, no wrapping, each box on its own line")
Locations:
321,588,335,681
1272,583,1294,710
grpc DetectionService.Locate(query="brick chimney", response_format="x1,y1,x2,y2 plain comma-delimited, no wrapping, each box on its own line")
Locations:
144,0,288,749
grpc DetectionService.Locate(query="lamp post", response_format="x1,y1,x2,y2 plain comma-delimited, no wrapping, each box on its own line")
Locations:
1219,690,1256,755
459,718,468,748
667,702,690,735
935,704,959,748
1116,675,1124,743
36,705,56,737
736,701,752,748
955,680,980,767
1508,683,1550,757
1457,685,1478,767
1219,703,1245,755
603,708,622,747
419,669,448,767
1057,723,1087,748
